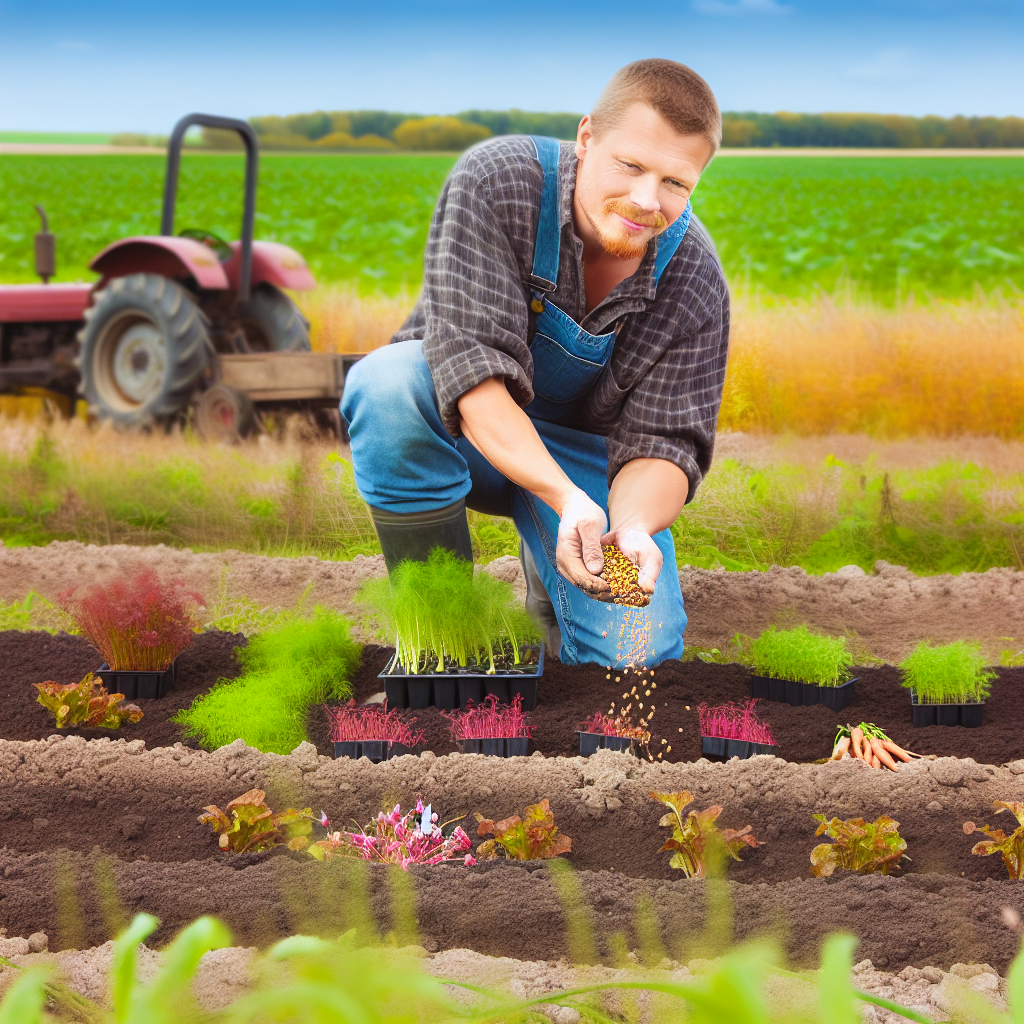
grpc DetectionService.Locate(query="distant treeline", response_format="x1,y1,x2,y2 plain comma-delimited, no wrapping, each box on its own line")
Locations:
112,109,1024,152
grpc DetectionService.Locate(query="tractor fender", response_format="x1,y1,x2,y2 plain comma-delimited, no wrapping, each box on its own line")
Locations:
223,240,317,291
0,283,93,323
90,236,230,289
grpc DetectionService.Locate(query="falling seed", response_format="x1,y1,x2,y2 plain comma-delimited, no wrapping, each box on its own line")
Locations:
678,727,683,732
615,676,621,682
639,703,644,709
661,738,667,744
685,706,690,711
657,753,663,760
666,746,672,752
602,631,607,638
651,682,657,689
645,689,651,696
623,692,629,699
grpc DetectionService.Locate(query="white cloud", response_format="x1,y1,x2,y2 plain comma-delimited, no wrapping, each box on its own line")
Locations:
692,0,792,15
848,48,919,83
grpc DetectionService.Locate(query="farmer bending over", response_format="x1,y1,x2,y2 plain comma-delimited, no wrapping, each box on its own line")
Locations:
342,59,729,667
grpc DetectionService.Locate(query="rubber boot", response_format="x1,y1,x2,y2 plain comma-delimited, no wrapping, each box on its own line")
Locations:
369,499,473,574
519,538,562,660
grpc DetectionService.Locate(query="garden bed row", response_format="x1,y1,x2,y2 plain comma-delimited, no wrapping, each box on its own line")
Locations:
2,733,1020,883
1,846,1021,972
3,631,1022,766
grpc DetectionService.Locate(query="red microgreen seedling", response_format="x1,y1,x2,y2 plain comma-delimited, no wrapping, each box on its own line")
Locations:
325,700,425,746
649,791,761,878
198,789,315,854
58,568,204,671
963,801,1024,880
473,799,572,861
443,694,534,740
810,814,908,876
309,800,475,869
698,699,776,745
34,673,143,729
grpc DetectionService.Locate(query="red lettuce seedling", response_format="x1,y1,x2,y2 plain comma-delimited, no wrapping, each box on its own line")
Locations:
964,801,1024,880
309,800,475,869
650,790,761,878
59,567,204,671
34,673,143,729
810,814,908,877
474,799,572,861
698,699,776,746
326,700,425,746
443,694,534,740
198,789,315,854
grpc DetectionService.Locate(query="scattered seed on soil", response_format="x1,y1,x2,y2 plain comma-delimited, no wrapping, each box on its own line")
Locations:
600,545,650,607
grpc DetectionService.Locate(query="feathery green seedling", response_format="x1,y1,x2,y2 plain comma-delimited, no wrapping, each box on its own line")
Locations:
357,548,541,674
899,640,997,704
745,625,853,686
173,606,360,753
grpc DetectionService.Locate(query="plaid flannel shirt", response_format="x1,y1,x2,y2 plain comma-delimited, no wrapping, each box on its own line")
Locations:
392,136,730,500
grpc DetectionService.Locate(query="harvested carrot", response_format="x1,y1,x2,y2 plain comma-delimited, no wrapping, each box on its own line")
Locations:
870,752,881,769
832,735,851,760
871,738,900,772
881,739,914,762
850,726,865,760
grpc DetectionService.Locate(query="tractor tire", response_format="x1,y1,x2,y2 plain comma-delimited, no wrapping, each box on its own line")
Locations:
78,273,210,427
195,384,254,442
236,284,311,352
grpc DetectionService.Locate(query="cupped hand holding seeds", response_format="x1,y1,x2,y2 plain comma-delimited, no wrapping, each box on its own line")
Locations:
599,540,653,607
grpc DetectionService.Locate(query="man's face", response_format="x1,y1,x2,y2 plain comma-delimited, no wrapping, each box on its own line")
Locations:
574,103,713,260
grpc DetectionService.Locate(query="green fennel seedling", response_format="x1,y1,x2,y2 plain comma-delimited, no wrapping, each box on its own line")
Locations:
899,640,997,704
357,548,541,673
173,606,360,753
744,624,853,686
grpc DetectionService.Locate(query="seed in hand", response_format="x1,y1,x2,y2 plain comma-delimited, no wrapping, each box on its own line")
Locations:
599,545,650,607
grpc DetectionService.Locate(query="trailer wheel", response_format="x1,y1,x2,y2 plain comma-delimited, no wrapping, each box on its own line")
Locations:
78,273,210,426
237,284,311,352
196,384,254,442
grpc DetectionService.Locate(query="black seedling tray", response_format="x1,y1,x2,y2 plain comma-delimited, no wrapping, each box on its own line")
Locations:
456,737,530,757
333,740,412,763
576,732,635,757
97,660,177,700
909,689,984,727
380,643,545,711
750,675,856,711
701,736,778,761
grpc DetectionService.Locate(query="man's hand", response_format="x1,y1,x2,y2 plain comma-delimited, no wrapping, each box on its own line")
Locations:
556,488,612,599
601,526,662,595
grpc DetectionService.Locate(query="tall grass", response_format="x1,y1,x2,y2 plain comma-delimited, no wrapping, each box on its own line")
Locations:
0,419,1020,575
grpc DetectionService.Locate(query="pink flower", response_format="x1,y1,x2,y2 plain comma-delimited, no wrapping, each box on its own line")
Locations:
464,854,477,867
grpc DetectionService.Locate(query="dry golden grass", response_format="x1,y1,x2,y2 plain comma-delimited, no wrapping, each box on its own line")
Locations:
295,289,1024,439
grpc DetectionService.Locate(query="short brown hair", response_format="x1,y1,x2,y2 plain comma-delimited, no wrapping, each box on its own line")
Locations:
590,59,722,151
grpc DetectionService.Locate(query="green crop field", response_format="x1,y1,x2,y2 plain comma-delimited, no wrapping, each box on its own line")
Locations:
0,152,1021,298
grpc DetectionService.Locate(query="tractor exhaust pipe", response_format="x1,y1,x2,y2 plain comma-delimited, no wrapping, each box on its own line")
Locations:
34,204,55,284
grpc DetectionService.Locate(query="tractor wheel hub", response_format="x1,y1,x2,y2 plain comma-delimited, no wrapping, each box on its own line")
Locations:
109,322,166,405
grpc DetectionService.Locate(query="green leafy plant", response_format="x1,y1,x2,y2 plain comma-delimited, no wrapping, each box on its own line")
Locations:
0,591,75,634
34,673,143,729
357,548,541,674
173,606,360,754
899,640,997,704
811,814,908,876
744,624,853,686
650,790,760,878
473,799,572,861
964,801,1024,880
198,789,315,854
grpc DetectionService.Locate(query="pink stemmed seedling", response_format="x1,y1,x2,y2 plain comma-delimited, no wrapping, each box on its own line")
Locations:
325,700,425,747
442,694,534,741
309,799,476,870
698,699,776,746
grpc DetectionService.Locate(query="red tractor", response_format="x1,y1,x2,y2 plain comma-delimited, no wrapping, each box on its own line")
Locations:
0,114,350,438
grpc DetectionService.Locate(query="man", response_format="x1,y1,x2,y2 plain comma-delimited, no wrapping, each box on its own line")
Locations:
342,58,729,668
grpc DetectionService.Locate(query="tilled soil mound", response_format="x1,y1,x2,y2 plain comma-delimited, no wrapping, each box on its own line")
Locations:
2,541,1020,661
5,632,1021,767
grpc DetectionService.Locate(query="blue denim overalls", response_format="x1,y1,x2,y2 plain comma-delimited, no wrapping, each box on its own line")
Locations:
525,135,692,425
341,136,690,665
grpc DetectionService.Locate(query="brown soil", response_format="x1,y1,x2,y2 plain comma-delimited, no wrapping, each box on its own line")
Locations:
2,542,1020,662
6,632,1020,767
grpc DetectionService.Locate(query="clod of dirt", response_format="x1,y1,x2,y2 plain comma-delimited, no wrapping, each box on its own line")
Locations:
600,546,649,607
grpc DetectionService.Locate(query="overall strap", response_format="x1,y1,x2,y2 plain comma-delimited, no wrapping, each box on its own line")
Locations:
653,201,692,287
529,136,562,299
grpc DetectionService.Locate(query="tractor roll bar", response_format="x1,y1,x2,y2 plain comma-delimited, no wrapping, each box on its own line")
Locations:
161,113,258,302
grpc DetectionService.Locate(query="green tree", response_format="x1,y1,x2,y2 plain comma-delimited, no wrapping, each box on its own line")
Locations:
393,116,491,151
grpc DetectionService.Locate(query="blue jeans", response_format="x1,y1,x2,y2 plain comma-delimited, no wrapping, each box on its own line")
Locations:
340,340,686,667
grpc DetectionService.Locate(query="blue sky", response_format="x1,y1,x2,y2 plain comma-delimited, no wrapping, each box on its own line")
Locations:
0,0,1020,132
